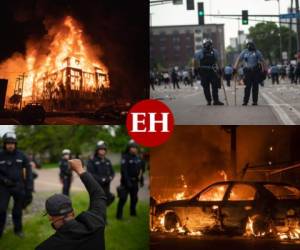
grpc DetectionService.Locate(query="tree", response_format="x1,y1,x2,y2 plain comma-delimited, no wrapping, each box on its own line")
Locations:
13,125,131,162
248,22,297,64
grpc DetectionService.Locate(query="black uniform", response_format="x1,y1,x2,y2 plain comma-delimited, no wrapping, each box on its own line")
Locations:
87,156,115,206
36,172,106,250
59,159,73,196
0,149,33,236
195,48,222,105
116,152,144,219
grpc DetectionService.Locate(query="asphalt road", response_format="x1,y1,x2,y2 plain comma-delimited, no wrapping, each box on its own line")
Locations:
151,232,300,250
151,79,300,125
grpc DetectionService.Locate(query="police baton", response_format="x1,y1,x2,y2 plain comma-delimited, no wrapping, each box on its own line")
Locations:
220,75,229,106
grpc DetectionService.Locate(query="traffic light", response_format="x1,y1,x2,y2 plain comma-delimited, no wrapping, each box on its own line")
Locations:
186,0,194,10
242,10,248,25
198,2,204,25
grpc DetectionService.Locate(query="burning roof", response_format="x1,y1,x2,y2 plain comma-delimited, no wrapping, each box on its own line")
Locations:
0,16,109,109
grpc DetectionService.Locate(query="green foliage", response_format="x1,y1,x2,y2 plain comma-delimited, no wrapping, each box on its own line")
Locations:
248,22,297,63
0,193,149,250
14,126,130,161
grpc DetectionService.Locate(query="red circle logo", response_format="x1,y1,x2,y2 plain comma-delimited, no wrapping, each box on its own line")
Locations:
126,100,174,147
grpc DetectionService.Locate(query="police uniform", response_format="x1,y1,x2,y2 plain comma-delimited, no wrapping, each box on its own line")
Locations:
87,155,114,206
237,48,264,105
116,151,144,219
224,65,233,87
59,158,73,196
270,65,279,85
0,148,33,236
195,47,223,105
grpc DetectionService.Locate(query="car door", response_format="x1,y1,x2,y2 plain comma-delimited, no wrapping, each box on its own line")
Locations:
183,183,229,232
220,183,257,233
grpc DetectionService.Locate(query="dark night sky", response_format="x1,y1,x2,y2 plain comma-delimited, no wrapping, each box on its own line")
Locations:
0,0,149,100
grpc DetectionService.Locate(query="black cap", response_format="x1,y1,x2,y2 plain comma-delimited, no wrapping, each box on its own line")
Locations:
44,194,73,216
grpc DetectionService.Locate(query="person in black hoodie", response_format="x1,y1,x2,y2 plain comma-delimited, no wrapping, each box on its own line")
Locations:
36,159,106,250
59,149,73,196
116,140,144,219
0,132,33,238
87,141,115,206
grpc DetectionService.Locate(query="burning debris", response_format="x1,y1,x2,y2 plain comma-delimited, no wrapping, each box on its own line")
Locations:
1,16,109,111
151,180,300,242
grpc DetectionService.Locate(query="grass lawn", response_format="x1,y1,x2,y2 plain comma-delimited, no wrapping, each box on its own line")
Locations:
42,163,121,173
0,192,149,250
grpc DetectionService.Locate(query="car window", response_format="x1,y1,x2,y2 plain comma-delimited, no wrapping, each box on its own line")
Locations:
198,184,228,201
228,184,256,201
264,184,300,200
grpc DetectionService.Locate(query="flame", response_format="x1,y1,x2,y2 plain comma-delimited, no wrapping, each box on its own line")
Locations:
245,216,300,240
174,175,188,200
0,16,109,105
218,170,227,181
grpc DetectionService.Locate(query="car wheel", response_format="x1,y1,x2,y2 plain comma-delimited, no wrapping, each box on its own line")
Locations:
246,214,270,236
164,211,180,231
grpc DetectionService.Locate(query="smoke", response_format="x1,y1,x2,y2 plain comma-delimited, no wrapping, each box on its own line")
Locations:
150,126,231,201
151,126,300,202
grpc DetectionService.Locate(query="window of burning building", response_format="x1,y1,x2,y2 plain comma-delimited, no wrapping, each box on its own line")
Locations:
228,184,256,201
198,184,229,201
264,184,300,200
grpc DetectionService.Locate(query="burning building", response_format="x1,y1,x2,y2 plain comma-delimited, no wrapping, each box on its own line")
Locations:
2,16,110,111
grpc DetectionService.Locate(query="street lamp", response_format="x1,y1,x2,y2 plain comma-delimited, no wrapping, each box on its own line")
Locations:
265,0,283,61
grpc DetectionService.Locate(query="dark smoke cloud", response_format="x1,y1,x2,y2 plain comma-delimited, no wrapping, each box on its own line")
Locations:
151,126,300,202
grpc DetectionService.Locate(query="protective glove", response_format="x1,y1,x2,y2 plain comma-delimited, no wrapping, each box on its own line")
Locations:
22,192,33,209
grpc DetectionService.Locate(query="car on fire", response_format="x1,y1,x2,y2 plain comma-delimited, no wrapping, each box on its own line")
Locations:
153,181,300,237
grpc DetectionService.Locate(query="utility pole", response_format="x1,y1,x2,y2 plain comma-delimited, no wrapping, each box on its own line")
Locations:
296,0,300,52
19,73,26,110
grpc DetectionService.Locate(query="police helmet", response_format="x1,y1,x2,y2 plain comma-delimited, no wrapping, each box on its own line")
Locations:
203,38,213,50
62,149,71,155
128,139,138,148
96,140,107,150
246,39,256,51
2,132,17,144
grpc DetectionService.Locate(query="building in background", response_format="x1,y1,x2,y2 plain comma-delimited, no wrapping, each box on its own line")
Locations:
150,24,225,69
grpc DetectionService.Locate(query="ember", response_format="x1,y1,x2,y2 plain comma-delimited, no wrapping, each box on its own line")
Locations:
1,16,109,111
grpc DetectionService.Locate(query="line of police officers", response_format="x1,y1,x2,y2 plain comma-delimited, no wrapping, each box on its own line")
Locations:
0,132,145,238
194,38,267,106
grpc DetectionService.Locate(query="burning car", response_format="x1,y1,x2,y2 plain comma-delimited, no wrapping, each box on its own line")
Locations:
152,181,300,239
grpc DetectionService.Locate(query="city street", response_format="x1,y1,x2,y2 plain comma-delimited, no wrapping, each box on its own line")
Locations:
151,79,300,125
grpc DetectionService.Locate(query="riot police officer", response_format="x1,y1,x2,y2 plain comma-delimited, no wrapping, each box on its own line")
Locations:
194,38,224,106
59,149,73,196
87,141,115,206
116,140,144,220
0,132,33,238
234,39,267,106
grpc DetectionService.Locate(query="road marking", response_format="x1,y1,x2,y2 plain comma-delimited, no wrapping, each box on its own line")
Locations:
261,91,295,125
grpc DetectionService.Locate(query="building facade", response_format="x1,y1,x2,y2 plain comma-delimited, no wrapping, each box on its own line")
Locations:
150,24,225,69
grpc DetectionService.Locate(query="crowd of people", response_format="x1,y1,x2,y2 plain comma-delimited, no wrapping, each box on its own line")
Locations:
151,38,300,106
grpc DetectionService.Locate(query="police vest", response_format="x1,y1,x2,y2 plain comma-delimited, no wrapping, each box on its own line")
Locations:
200,49,217,66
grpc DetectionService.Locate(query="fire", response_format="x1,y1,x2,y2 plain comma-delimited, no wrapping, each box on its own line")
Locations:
244,216,300,240
1,16,109,110
174,175,188,200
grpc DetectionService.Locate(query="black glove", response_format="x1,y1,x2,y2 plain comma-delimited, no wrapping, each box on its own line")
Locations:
2,178,16,187
233,68,237,75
